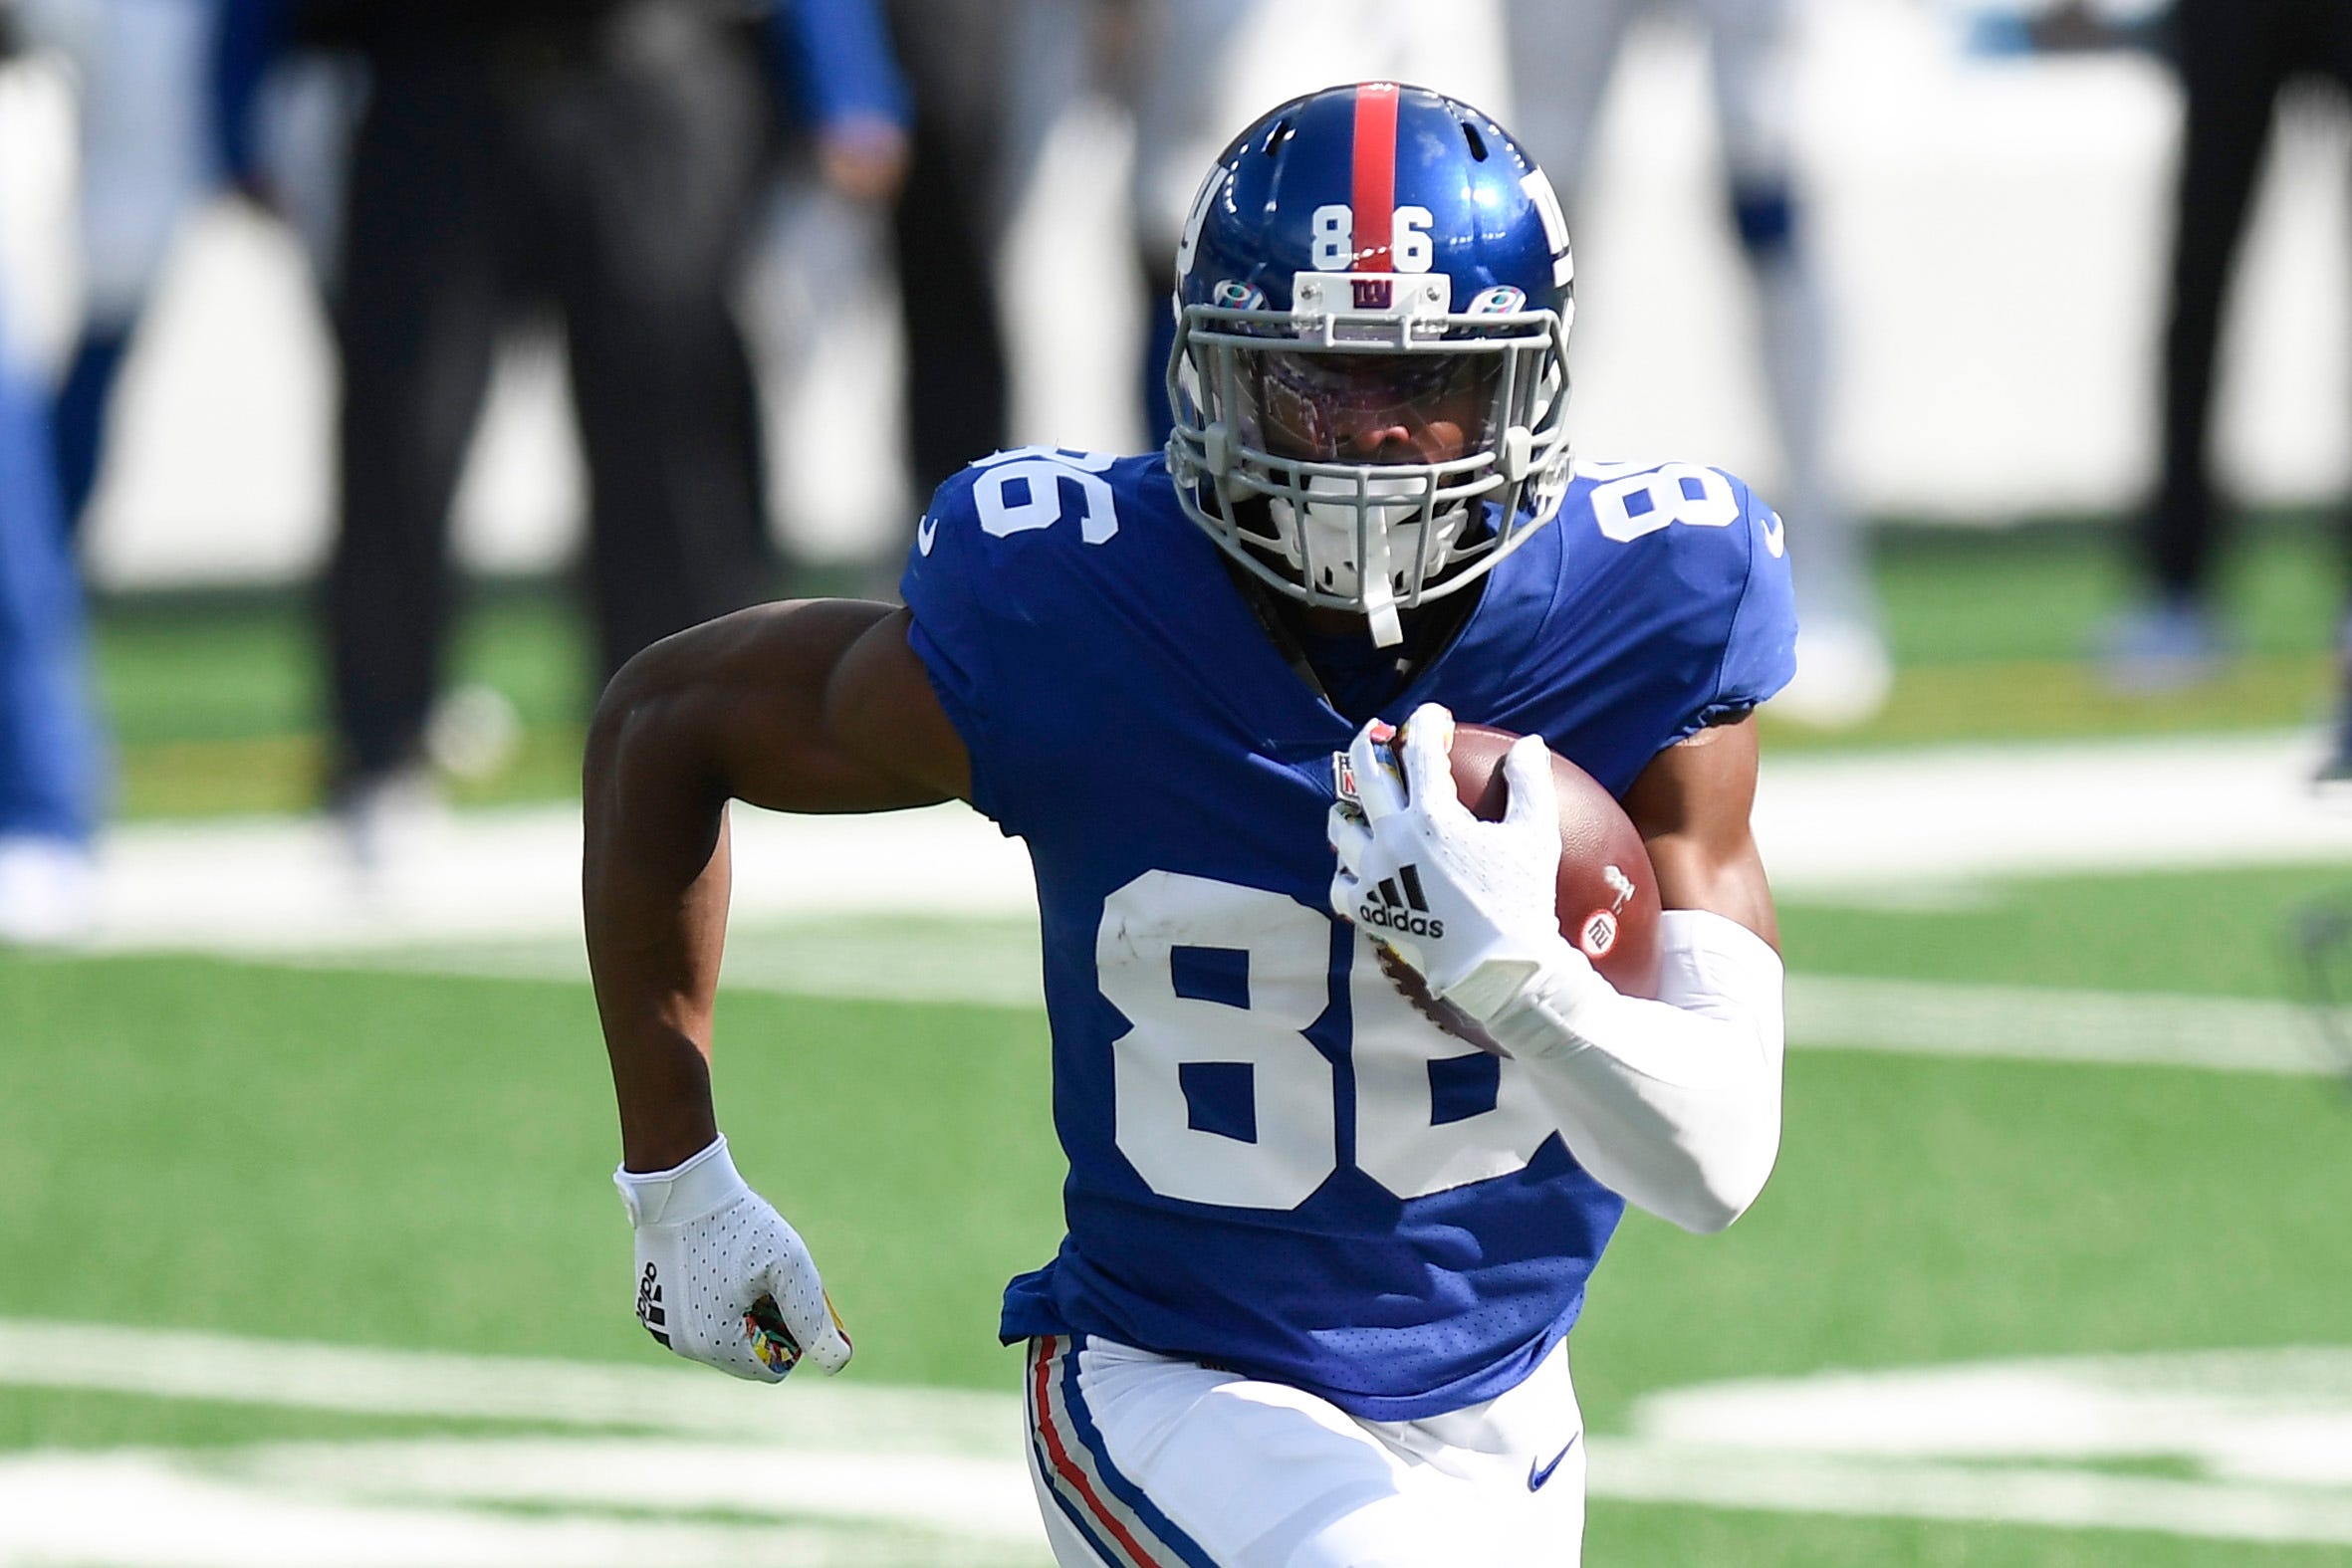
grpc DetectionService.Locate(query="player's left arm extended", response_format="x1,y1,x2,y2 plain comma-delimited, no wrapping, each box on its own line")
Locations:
584,599,968,1381
585,599,966,1173
1331,708,1782,1233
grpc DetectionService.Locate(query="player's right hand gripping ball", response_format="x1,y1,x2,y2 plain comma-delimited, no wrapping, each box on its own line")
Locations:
1329,704,1662,1019
1328,704,1572,1017
614,1135,851,1383
1428,720,1662,1001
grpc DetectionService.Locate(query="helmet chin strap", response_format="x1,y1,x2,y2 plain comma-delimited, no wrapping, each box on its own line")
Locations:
1359,526,1404,647
1272,474,1444,648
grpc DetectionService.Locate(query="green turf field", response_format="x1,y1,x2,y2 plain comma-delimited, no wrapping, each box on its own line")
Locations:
4,857,2350,1562
89,516,2351,816
6,522,2350,1562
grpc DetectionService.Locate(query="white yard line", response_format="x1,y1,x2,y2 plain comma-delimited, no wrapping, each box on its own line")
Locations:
1787,975,2345,1076
6,1324,2352,1556
85,800,1038,955
0,1320,1009,1456
1606,1347,2352,1544
76,729,2352,958
341,931,2350,1079
0,1453,1031,1568
1589,1443,2352,1548
236,1439,1045,1547
89,729,2352,1081
1754,730,2352,894
0,1323,1048,1564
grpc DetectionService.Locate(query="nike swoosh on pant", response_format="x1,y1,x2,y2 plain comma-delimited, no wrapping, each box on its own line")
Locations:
1528,1432,1579,1491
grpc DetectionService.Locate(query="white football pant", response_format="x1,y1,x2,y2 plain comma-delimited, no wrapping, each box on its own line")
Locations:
1025,1333,1585,1568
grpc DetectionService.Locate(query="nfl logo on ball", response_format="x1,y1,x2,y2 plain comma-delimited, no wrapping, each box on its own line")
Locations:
1580,910,1618,957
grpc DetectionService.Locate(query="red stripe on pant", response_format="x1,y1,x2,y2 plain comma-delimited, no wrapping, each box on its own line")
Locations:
1033,1336,1170,1568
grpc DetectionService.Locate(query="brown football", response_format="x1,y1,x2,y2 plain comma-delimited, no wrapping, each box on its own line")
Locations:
1444,723,1661,999
1370,720,1662,1018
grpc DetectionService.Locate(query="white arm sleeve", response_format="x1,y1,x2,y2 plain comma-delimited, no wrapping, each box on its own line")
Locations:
1483,909,1785,1234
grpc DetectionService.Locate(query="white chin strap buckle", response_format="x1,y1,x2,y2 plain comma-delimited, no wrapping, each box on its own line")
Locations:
1360,525,1403,646
1274,473,1427,646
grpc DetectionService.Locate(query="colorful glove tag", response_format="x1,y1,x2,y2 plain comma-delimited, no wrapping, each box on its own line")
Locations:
745,1294,803,1374
745,1289,850,1376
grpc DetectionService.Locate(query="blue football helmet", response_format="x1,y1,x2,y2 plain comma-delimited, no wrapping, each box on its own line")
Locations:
1166,82,1575,646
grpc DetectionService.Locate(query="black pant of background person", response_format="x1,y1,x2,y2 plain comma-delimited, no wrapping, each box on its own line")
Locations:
2143,0,2352,611
890,107,1010,501
326,10,774,797
884,0,1013,505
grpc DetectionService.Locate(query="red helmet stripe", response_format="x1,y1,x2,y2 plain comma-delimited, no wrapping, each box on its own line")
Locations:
1351,82,1400,271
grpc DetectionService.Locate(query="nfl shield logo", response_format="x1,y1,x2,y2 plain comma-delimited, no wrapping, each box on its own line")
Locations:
1331,752,1359,803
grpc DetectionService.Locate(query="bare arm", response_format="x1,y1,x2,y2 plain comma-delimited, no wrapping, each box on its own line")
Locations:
584,600,969,1172
1620,712,1777,950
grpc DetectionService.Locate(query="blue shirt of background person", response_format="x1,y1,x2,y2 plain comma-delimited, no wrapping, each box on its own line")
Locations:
209,0,912,188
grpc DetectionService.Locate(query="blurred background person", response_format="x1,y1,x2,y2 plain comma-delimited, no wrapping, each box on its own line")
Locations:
26,0,373,544
2089,0,2352,725
260,0,905,864
748,0,1014,589
19,0,231,537
0,4,106,943
1125,0,1509,448
1505,0,1889,729
878,0,1016,511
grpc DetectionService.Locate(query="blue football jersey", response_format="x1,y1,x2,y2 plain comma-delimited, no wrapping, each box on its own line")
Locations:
899,447,1795,1422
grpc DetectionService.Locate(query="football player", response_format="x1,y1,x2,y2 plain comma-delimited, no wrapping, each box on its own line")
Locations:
588,83,1792,1566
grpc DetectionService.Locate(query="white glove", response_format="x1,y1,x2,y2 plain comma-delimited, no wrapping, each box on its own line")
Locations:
1328,703,1585,1022
615,1135,852,1383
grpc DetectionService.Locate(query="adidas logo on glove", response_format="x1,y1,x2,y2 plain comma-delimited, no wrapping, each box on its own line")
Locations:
1358,863,1446,939
635,1261,670,1347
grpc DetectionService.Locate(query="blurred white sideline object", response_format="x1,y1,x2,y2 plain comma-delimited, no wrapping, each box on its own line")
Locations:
69,730,2352,957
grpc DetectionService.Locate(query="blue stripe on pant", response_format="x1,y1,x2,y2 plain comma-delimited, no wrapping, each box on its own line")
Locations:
1048,1334,1226,1568
1029,1340,1132,1568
